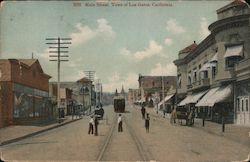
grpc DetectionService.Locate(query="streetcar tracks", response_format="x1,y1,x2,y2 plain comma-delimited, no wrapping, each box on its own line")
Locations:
96,114,117,161
97,113,154,162
124,116,155,162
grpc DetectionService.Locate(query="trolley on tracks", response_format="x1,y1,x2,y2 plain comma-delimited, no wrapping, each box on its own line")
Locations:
113,96,125,113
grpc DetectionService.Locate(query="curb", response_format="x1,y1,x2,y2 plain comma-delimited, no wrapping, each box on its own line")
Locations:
0,118,81,146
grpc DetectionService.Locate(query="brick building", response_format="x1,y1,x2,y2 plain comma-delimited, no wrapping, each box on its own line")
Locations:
0,59,51,128
138,75,177,106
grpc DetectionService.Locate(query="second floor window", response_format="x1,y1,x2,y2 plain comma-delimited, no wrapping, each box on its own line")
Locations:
225,57,242,68
224,44,243,68
212,66,216,79
193,71,197,82
203,71,208,79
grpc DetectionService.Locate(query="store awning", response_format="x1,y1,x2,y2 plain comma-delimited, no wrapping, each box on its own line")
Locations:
195,85,232,107
158,94,175,107
224,45,243,58
210,53,218,63
195,87,220,107
178,90,207,106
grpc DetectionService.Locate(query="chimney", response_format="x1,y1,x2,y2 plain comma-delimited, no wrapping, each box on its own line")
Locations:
193,41,196,44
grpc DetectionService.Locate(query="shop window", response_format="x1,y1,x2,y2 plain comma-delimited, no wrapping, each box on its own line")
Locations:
246,99,249,112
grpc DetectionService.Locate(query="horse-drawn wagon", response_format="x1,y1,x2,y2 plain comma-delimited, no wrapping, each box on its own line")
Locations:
176,107,195,126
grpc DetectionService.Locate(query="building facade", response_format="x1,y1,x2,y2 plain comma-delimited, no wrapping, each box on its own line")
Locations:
128,88,140,104
138,75,177,107
0,59,51,128
174,0,250,125
48,84,73,115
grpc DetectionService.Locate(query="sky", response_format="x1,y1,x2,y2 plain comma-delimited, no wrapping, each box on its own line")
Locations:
0,0,230,92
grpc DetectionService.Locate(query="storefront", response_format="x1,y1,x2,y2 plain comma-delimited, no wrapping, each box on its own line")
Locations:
235,80,250,126
195,84,234,123
13,83,51,123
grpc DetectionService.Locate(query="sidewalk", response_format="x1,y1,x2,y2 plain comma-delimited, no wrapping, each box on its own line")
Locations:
144,106,250,147
0,115,81,146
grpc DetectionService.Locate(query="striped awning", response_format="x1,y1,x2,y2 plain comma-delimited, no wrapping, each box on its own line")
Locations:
196,85,232,107
224,45,243,58
158,94,175,107
178,90,207,106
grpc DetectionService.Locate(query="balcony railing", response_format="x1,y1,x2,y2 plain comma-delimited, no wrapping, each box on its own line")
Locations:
187,78,210,90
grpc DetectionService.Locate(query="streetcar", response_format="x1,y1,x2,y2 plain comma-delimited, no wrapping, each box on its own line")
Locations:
113,96,125,113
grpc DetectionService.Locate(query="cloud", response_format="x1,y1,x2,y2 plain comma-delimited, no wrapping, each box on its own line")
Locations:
37,48,51,60
102,72,138,92
121,40,163,62
70,18,115,46
199,17,210,39
164,38,173,46
166,18,186,34
61,70,85,81
96,18,116,37
70,24,97,46
150,63,177,76
120,48,131,57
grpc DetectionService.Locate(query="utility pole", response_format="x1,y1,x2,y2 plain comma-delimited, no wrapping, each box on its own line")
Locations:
46,37,71,121
162,76,165,116
84,71,95,114
95,79,101,107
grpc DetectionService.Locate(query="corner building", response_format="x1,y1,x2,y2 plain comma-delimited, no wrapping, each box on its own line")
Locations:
174,0,250,125
0,59,51,128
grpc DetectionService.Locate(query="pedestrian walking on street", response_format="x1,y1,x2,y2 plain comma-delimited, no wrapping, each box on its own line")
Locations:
170,108,177,124
88,116,94,134
145,113,150,133
141,104,146,119
94,116,99,136
118,114,123,132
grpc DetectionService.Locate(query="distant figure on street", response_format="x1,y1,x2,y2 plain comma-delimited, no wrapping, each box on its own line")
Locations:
118,114,123,132
145,113,150,133
94,116,99,136
88,116,94,135
141,104,146,119
170,108,177,124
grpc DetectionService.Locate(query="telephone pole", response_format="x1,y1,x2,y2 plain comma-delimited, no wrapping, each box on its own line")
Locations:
84,71,95,113
162,76,165,115
46,37,71,120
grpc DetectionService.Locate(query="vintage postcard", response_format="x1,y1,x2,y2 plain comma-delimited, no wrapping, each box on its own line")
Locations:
0,0,250,161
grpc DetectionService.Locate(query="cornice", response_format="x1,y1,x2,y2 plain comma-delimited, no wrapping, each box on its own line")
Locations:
208,14,250,35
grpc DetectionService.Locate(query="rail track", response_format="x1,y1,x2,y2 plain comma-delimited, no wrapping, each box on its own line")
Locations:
96,113,154,161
